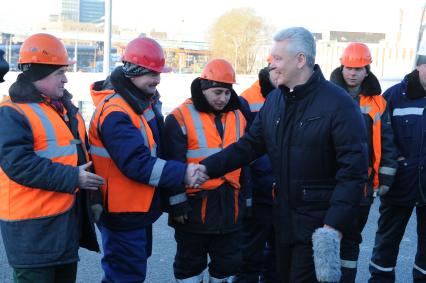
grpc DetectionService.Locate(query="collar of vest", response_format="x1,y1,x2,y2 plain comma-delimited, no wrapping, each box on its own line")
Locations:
406,69,426,99
109,66,154,115
190,77,241,114
330,66,381,97
9,73,73,105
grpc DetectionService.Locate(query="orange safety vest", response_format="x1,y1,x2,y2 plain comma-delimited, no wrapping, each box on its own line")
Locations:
0,97,88,221
359,95,387,188
172,99,246,193
89,92,164,213
240,80,265,112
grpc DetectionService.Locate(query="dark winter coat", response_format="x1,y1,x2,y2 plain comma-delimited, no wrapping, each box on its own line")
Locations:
381,70,426,206
0,74,99,267
330,67,397,205
201,65,368,244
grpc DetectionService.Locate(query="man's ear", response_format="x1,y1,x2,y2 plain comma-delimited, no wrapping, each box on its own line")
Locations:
296,53,307,69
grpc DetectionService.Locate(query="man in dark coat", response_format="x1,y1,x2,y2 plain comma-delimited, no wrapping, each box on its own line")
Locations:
368,42,426,283
196,27,368,283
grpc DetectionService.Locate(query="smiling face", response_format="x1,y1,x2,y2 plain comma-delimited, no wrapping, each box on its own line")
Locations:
33,66,68,99
130,72,161,95
202,87,231,111
269,40,307,90
342,66,368,88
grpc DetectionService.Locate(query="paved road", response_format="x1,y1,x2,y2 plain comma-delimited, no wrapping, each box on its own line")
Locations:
0,199,417,282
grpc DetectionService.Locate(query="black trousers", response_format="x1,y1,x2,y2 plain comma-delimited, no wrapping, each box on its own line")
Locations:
339,205,370,283
234,204,278,283
173,229,242,280
13,262,77,283
369,203,426,283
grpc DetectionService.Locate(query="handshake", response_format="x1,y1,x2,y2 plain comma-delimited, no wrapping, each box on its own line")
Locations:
184,163,209,188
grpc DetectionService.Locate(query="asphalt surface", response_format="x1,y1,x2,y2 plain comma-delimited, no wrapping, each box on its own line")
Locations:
0,198,418,282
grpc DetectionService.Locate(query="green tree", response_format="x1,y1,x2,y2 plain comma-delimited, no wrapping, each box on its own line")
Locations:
208,7,268,74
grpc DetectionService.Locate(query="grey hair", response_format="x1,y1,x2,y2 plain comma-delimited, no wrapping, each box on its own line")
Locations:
273,27,316,68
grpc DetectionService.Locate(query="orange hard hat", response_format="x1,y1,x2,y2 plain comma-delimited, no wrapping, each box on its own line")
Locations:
200,59,236,84
19,33,75,65
340,42,372,68
122,37,171,73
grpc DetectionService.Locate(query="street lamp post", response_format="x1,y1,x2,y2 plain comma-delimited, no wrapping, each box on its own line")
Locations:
103,0,112,76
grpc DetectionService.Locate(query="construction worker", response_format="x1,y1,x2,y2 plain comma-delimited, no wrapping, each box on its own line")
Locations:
0,33,104,283
163,59,248,282
330,42,397,282
197,27,368,283
368,42,426,283
233,59,278,283
0,48,9,83
89,37,207,282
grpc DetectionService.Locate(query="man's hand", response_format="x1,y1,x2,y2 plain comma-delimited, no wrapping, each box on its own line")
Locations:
173,214,188,224
184,163,209,188
78,162,105,190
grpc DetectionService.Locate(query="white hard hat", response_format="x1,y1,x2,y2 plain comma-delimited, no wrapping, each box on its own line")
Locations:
418,40,426,56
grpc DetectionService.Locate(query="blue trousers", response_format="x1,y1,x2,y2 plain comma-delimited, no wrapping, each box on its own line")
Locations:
98,224,151,283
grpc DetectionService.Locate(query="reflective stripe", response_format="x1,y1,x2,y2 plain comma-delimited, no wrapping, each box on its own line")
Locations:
393,107,424,116
143,108,155,122
29,104,77,159
169,193,187,206
210,275,235,283
414,264,426,275
246,198,252,207
187,148,222,159
180,126,187,135
176,271,205,282
149,158,166,186
187,104,208,148
360,105,372,114
90,145,110,158
373,112,381,125
249,102,263,112
235,110,241,140
137,116,158,157
379,166,397,176
370,260,394,272
341,259,357,269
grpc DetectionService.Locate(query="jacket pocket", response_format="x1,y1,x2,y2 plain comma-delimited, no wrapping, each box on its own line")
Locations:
397,117,415,138
302,185,334,202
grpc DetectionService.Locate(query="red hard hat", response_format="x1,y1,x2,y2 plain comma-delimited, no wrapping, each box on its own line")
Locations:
19,33,75,65
340,42,372,68
122,37,171,73
200,59,236,84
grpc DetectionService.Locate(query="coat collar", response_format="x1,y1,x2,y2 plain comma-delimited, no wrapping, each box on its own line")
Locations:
330,66,381,96
405,69,426,100
279,64,325,101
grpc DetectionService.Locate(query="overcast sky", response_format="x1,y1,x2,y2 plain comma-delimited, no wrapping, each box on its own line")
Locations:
1,0,423,41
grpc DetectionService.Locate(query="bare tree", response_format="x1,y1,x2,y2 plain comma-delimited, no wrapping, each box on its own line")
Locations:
208,7,268,74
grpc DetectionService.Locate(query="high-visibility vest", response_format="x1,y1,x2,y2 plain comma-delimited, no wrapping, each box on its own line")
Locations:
0,97,88,221
89,92,165,213
359,95,387,188
240,80,265,112
172,99,246,193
